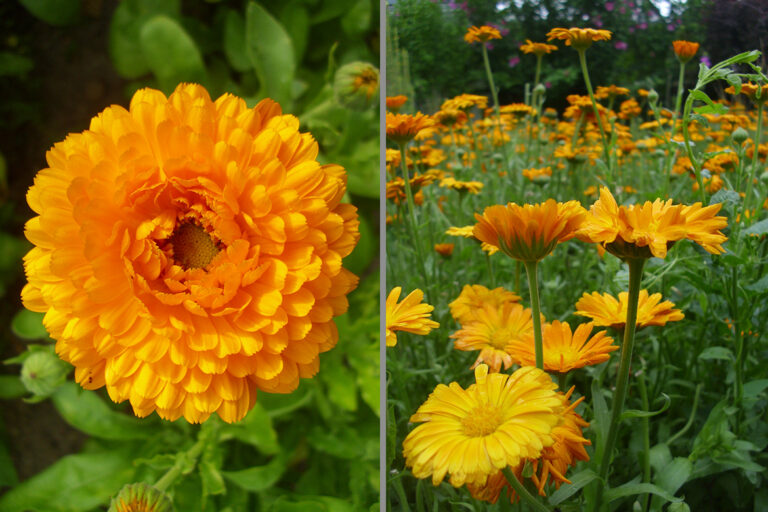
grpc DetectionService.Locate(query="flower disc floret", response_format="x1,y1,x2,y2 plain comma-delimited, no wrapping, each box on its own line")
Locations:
21,84,360,423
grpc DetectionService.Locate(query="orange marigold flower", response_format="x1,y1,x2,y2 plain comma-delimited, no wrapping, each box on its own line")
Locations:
474,199,587,262
21,84,360,423
575,290,684,329
725,82,768,105
520,39,558,56
595,85,630,100
440,176,483,194
443,94,489,111
385,287,439,347
449,284,521,324
547,27,612,51
464,25,502,44
433,108,467,127
403,364,563,487
451,303,535,372
434,243,454,257
508,320,617,372
386,95,408,111
522,166,553,182
500,103,536,117
109,483,172,512
578,186,728,259
386,112,436,145
672,40,700,63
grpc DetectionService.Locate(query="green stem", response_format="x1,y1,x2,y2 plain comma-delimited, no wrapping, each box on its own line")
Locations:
674,62,686,118
639,371,651,512
502,466,551,512
486,252,496,287
481,43,512,178
578,50,611,179
523,260,544,370
398,144,428,284
594,258,646,512
681,92,707,203
155,423,213,491
391,475,412,512
558,372,567,391
667,383,702,445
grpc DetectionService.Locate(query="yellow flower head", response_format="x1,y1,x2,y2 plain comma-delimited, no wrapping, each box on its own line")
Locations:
386,95,409,111
575,290,684,329
577,186,728,259
386,112,436,145
433,108,467,127
595,85,630,100
385,287,439,347
440,177,484,194
451,302,536,373
547,27,612,51
474,199,587,262
403,364,564,487
21,84,360,423
449,284,521,324
672,40,700,63
434,242,455,257
443,94,489,111
500,103,536,117
509,320,617,372
519,39,558,57
725,82,768,105
464,25,502,44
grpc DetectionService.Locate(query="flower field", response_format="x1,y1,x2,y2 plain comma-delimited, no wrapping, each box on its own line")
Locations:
386,20,768,512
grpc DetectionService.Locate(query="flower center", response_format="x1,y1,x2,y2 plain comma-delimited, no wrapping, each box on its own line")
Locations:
462,405,503,437
488,327,513,350
168,222,220,269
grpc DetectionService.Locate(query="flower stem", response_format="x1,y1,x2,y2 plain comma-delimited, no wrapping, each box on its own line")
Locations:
398,143,429,284
594,257,646,511
486,252,496,288
681,92,707,203
578,50,611,180
481,43,512,178
155,421,216,491
674,62,686,118
523,260,544,370
638,371,651,512
502,466,550,512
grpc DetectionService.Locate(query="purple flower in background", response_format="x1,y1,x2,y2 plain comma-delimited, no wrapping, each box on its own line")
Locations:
615,41,628,50
508,56,520,68
628,1,635,7
545,81,551,89
595,19,604,27
619,6,626,14
486,43,495,50
701,55,712,67
667,24,675,31
606,2,614,11
629,26,635,33
638,22,648,30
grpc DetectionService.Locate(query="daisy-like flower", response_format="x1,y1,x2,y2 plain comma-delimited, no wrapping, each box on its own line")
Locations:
577,186,728,259
672,40,700,63
500,103,536,117
109,483,172,512
402,364,564,487
434,243,454,257
451,303,535,372
386,95,408,111
385,287,439,347
386,112,435,145
443,94,488,111
440,177,484,194
21,84,359,423
594,85,630,100
522,166,553,182
519,39,558,56
474,199,587,262
449,284,520,324
575,290,684,329
547,27,612,51
508,320,616,372
725,82,768,105
445,226,501,255
434,108,467,127
464,25,502,44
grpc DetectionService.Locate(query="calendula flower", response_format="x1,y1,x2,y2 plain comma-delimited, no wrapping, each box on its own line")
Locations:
520,39,558,56
464,25,502,44
451,302,536,372
594,85,630,100
508,320,616,372
440,177,484,194
449,284,521,324
403,364,563,487
386,95,408,111
577,186,728,259
474,199,587,262
522,166,553,182
547,27,612,51
386,112,436,145
443,94,488,111
386,287,439,347
725,82,768,105
672,40,700,63
575,290,684,329
21,84,359,423
109,483,172,512
434,243,454,257
434,108,467,127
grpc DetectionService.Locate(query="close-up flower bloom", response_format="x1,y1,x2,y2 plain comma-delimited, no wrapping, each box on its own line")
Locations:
449,284,520,324
474,199,587,262
402,364,564,487
21,84,360,423
575,290,684,329
385,287,439,347
464,25,502,44
386,112,436,145
547,27,612,51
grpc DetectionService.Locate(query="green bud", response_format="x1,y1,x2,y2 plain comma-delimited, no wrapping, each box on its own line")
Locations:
647,89,659,104
109,483,174,512
333,62,379,111
533,83,546,95
667,503,691,512
20,350,69,397
732,126,749,144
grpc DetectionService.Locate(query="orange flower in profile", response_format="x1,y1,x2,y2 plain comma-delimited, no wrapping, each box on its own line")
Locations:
474,199,587,262
386,94,408,111
433,108,467,127
443,94,488,111
672,40,700,63
386,112,436,145
575,290,684,329
578,186,728,259
451,303,536,372
520,39,558,56
386,287,439,347
547,27,612,51
508,320,617,372
440,176,483,194
464,25,502,44
725,82,768,105
449,284,520,324
21,84,360,423
434,243,454,257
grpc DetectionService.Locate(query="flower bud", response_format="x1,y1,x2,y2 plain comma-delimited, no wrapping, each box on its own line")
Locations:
334,62,379,111
20,350,69,397
647,89,659,104
109,483,173,512
732,126,749,144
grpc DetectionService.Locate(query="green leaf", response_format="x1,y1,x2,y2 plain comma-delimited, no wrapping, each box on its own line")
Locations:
10,309,48,340
591,379,609,458
743,379,768,399
220,403,279,454
325,359,358,412
139,15,207,94
698,346,735,361
745,274,768,293
0,426,18,488
745,217,768,236
343,214,375,276
0,449,135,512
603,482,683,505
649,443,672,474
654,457,692,495
712,450,765,472
222,10,251,72
0,375,27,399
51,382,153,440
279,3,310,63
0,52,34,76
311,0,358,24
548,469,600,506
221,455,285,492
269,495,356,512
621,393,671,420
245,2,295,108
199,458,227,496
19,0,79,26
259,382,314,418
341,0,371,36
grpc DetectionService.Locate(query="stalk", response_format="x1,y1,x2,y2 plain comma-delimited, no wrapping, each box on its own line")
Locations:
481,43,512,178
502,467,550,512
523,260,544,369
398,144,429,283
578,50,611,179
674,62,687,118
638,372,651,512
